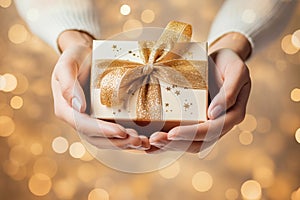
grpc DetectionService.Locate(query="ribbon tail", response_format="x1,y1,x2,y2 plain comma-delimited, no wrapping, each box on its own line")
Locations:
136,77,162,120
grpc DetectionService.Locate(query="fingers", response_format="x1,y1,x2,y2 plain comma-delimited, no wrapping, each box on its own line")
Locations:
208,59,250,119
149,132,211,153
52,75,129,139
83,129,150,150
165,81,251,143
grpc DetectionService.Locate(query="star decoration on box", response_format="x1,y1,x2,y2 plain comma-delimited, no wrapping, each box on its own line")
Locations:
128,50,139,58
112,44,122,57
183,99,193,111
174,90,181,96
187,51,193,59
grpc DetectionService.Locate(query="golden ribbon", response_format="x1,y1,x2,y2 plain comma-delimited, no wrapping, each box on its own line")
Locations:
95,21,207,120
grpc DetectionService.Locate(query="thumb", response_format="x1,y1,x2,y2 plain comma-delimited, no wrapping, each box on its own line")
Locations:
53,54,87,113
71,80,87,112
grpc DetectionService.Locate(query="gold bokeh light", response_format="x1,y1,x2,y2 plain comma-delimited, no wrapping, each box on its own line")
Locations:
10,96,23,109
241,180,262,200
0,115,15,137
88,188,109,200
33,157,58,178
291,29,300,48
1,73,17,92
158,160,180,179
141,9,155,23
8,24,29,44
290,88,300,102
123,19,143,39
239,131,253,145
52,136,69,154
69,142,86,158
28,173,52,196
238,114,257,132
281,34,299,55
120,4,131,16
192,171,213,192
295,128,300,144
0,0,11,8
225,188,239,200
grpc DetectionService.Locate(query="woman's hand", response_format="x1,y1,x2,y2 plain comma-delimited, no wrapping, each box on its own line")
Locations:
51,30,150,150
148,32,252,153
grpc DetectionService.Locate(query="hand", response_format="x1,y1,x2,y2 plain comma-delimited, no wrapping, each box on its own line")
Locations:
51,30,150,150
148,32,252,154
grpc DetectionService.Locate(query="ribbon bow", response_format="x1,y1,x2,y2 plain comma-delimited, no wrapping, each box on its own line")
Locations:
95,21,207,120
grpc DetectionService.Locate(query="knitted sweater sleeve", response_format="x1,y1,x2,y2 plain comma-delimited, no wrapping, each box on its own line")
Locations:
14,0,101,52
208,0,297,53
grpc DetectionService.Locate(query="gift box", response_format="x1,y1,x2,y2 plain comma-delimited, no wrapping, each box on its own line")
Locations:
91,21,208,136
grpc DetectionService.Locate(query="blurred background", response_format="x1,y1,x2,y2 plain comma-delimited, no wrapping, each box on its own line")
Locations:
0,0,300,199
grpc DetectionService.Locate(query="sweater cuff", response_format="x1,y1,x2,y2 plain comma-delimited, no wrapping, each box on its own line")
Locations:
208,30,254,51
15,0,101,53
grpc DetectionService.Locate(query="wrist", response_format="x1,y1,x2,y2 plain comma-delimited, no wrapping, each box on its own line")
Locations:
58,30,94,53
208,32,252,61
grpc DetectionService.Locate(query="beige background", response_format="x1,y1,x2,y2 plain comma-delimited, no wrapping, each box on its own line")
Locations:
0,0,299,199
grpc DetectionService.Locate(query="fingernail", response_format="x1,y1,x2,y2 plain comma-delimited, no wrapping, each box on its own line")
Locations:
125,128,139,136
110,125,127,139
150,132,160,141
137,146,150,151
150,142,165,148
117,125,127,133
210,105,223,119
127,144,142,148
72,97,82,112
168,135,184,140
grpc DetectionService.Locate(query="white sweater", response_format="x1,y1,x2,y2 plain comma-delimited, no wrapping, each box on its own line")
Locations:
14,0,296,54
